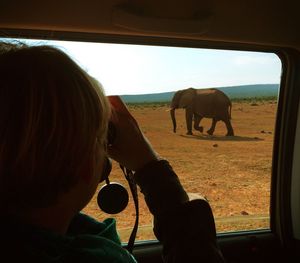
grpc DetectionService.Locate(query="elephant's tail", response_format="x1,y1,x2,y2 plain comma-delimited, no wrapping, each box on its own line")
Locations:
229,102,232,119
170,108,177,133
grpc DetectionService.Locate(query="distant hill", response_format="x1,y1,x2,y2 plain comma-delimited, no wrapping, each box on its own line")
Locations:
219,84,279,99
120,84,279,103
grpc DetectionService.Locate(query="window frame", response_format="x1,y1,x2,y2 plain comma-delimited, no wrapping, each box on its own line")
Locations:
1,29,299,255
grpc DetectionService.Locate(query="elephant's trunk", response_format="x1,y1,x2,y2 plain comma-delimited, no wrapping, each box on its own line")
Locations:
170,108,177,133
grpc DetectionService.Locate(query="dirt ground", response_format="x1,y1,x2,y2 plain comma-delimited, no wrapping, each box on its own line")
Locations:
82,100,277,242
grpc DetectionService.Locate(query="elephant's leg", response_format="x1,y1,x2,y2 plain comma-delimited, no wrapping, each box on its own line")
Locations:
224,118,234,136
207,118,217,135
193,114,203,133
185,108,193,135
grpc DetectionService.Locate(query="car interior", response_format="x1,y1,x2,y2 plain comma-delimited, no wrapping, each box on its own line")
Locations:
1,1,300,262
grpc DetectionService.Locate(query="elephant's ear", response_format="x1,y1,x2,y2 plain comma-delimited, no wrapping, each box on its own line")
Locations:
178,88,196,108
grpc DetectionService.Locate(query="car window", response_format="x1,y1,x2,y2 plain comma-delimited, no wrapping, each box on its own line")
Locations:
3,38,282,242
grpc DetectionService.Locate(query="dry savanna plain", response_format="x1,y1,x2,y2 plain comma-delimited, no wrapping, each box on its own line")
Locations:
83,99,277,242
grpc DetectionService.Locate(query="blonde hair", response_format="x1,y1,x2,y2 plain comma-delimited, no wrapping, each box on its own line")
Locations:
0,42,110,210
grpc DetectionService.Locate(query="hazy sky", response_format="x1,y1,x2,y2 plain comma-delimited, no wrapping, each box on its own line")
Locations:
7,39,282,95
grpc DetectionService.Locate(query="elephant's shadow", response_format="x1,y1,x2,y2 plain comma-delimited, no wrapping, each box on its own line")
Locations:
180,134,264,142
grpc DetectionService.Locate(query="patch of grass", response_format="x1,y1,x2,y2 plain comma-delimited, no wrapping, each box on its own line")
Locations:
231,96,278,103
126,101,170,109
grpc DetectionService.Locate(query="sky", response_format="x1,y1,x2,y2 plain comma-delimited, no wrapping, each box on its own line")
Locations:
5,38,282,95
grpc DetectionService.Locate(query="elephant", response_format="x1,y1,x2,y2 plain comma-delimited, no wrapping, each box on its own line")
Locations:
170,87,234,136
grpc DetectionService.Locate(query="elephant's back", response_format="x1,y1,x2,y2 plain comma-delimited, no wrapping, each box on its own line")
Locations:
195,88,217,96
196,88,228,97
196,88,230,104
194,88,231,118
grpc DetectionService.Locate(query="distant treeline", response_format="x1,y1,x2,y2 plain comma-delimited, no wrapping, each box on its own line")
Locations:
231,96,278,103
121,84,279,104
126,96,277,109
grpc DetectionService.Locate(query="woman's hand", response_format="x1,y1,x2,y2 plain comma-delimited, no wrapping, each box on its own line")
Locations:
107,96,160,171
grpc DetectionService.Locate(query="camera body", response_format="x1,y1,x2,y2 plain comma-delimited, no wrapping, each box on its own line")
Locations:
97,120,129,214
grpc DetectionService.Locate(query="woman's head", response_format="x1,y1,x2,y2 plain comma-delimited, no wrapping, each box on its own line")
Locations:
0,42,110,212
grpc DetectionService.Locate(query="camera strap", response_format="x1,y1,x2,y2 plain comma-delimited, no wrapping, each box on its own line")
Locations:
120,165,139,254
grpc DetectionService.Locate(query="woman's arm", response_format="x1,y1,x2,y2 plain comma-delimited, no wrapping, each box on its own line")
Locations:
134,160,225,263
107,96,225,263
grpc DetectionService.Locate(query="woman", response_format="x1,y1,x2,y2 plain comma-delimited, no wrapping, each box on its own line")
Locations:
0,42,224,262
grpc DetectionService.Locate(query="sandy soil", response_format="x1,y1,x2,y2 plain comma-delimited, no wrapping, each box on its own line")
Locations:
82,100,277,242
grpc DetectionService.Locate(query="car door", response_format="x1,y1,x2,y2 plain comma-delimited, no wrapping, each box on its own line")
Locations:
1,1,300,263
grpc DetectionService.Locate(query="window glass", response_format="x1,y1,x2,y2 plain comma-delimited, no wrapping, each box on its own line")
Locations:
3,38,281,242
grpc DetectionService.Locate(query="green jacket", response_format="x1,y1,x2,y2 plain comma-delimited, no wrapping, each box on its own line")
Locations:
2,214,136,263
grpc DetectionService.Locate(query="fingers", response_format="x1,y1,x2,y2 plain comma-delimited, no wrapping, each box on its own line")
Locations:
108,96,129,114
106,96,159,171
108,96,136,120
